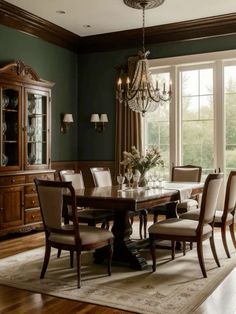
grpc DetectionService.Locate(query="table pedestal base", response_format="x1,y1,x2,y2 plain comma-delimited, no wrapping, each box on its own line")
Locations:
94,210,147,270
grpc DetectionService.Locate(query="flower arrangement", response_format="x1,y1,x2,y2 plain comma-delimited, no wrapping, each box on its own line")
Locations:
120,146,164,186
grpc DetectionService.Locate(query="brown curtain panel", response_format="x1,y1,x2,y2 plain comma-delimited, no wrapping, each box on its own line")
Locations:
115,55,142,176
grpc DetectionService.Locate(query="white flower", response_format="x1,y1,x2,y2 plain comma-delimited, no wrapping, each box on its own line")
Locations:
120,146,164,173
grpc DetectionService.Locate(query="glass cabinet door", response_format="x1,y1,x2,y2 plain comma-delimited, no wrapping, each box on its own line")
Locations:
0,86,21,170
25,89,49,169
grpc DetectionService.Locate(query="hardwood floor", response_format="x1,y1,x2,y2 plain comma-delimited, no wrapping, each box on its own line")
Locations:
0,231,236,314
0,232,132,314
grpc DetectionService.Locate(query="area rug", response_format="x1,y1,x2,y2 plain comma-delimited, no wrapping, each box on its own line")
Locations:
0,229,236,314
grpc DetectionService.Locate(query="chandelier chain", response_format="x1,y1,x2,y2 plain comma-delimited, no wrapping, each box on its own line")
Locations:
142,5,145,53
118,0,171,116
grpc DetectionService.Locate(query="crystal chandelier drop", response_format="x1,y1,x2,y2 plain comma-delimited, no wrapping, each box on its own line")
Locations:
117,0,171,116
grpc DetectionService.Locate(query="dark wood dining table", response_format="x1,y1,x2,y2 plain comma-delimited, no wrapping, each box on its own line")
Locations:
65,183,204,270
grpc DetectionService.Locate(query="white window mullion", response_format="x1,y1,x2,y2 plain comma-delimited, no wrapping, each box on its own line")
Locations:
215,60,225,173
169,65,178,174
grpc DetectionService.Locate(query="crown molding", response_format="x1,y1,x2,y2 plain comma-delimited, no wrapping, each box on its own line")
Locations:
1,0,236,54
81,12,236,53
0,0,81,53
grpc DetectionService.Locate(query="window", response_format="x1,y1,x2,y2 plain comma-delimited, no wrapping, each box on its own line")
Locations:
180,67,214,177
144,71,170,179
144,50,236,182
224,64,236,176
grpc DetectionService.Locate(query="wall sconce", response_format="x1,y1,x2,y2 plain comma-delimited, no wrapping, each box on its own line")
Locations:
90,113,108,133
60,113,74,134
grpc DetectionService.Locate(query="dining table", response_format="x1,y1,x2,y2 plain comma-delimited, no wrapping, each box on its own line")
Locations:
64,182,204,270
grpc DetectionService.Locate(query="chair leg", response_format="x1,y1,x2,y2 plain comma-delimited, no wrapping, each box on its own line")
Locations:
40,241,51,279
101,221,106,229
210,234,220,267
150,239,156,272
197,240,207,278
57,248,61,258
221,224,231,258
143,211,147,239
171,241,176,260
183,241,186,256
139,214,143,240
76,250,81,288
107,242,113,276
70,250,74,268
229,223,236,249
190,242,193,250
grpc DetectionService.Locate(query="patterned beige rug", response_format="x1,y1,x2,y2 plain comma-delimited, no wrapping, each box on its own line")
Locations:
0,229,236,314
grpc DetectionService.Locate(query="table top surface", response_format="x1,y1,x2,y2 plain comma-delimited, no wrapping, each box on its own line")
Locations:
73,181,204,202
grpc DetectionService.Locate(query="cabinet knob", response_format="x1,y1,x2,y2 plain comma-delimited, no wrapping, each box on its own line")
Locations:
31,215,36,219
0,208,3,211
31,188,36,192
31,200,35,205
11,179,16,183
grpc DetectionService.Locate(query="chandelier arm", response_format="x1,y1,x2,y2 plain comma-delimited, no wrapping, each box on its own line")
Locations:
125,89,140,102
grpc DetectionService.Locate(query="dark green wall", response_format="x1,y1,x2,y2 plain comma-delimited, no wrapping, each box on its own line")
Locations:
78,34,236,160
0,24,78,161
2,22,236,162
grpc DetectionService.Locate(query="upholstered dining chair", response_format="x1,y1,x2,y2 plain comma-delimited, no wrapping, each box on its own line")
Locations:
59,170,114,229
34,179,113,288
180,170,236,258
149,173,223,278
152,165,202,223
90,167,147,239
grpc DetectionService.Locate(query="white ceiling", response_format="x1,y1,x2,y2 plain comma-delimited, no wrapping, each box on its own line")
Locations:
6,0,236,37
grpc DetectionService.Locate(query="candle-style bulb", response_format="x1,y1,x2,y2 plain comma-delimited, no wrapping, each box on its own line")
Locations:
118,77,122,91
126,77,130,89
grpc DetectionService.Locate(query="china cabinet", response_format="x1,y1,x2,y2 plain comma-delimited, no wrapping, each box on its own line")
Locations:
0,61,55,236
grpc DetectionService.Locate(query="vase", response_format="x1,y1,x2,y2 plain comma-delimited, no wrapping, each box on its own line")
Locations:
139,171,148,187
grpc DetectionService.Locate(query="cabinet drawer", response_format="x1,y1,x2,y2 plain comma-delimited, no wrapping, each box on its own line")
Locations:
25,194,39,209
25,209,42,224
25,185,37,194
26,173,54,183
0,176,25,186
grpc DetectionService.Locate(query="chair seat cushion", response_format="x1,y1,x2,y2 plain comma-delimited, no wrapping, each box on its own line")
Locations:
177,199,198,210
215,210,233,223
49,225,113,246
180,209,234,224
179,208,200,220
148,218,212,237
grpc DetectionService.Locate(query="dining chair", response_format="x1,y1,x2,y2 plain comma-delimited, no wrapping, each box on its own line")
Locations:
180,170,236,258
90,167,147,239
34,179,113,288
149,173,223,278
152,165,202,223
59,170,114,229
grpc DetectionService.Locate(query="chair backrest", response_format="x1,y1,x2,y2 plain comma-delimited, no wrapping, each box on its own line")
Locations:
90,167,112,187
34,179,77,232
59,169,75,181
61,171,85,189
198,173,223,228
172,165,202,183
223,170,236,217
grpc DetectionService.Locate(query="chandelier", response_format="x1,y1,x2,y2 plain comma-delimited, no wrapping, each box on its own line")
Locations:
117,0,171,116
